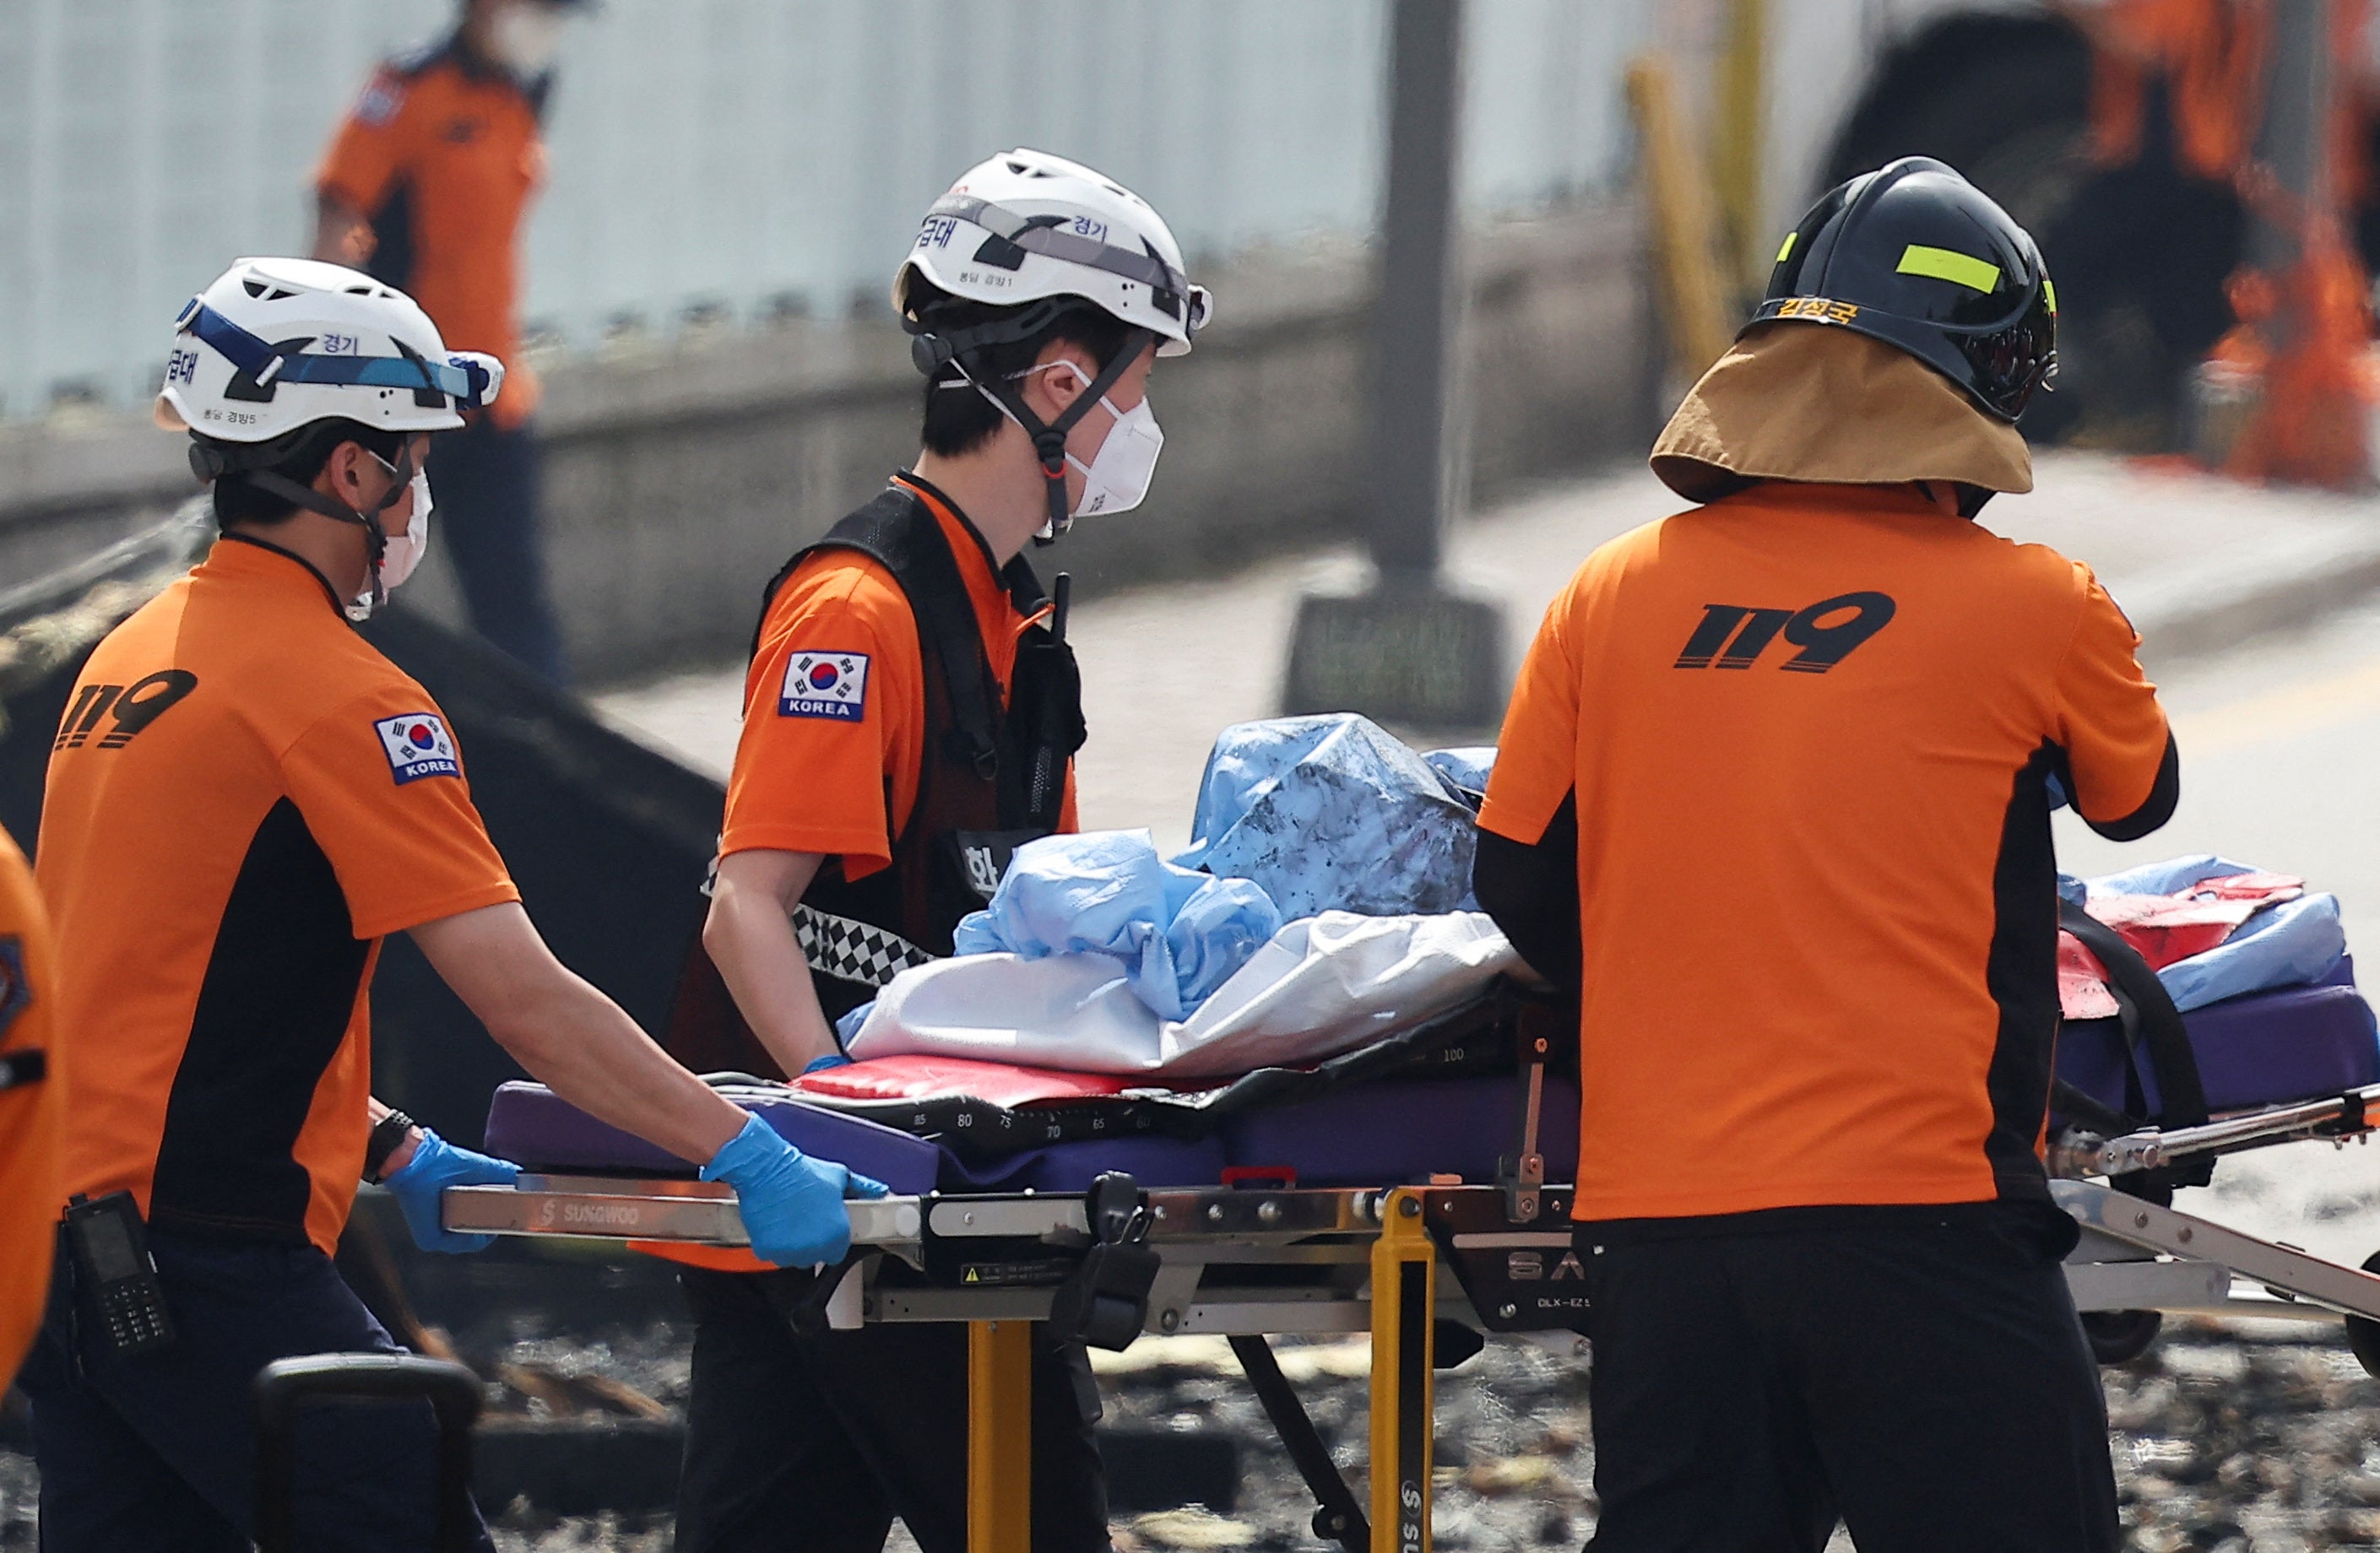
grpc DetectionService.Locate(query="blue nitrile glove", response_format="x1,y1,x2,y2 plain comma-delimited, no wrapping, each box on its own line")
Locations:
701,1112,891,1268
802,1053,854,1075
382,1128,521,1253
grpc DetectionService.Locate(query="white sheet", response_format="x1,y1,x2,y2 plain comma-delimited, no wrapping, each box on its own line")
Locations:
846,911,1519,1080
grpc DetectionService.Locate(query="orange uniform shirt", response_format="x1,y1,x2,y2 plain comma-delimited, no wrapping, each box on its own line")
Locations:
721,475,1076,872
1480,483,2171,1223
316,40,545,425
0,829,60,1386
650,477,1073,1273
37,538,519,1253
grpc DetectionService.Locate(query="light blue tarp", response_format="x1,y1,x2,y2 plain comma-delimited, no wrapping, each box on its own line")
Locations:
952,830,1282,1020
1174,715,1483,919
2080,854,2349,1013
1423,746,1497,797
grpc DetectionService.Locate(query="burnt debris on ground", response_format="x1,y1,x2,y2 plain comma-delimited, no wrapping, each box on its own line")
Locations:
13,1319,2380,1550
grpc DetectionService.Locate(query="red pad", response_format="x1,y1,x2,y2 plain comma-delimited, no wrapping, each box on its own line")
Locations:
793,1053,1136,1108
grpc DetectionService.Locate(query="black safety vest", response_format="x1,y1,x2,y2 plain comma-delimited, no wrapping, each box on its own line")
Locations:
663,480,1086,1079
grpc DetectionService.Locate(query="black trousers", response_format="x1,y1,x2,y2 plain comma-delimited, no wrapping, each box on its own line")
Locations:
1577,1203,2120,1553
20,1228,491,1553
425,414,569,685
673,1266,1111,1553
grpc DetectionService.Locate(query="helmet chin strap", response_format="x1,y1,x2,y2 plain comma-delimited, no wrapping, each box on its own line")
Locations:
962,327,1153,544
241,442,419,620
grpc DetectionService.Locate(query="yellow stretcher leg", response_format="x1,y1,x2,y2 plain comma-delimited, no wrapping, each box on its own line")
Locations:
968,1318,1033,1553
1369,1189,1437,1553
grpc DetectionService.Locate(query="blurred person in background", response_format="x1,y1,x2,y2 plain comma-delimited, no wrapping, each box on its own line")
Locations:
312,0,583,684
659,149,1210,1553
0,829,59,1393
18,257,872,1553
1475,160,2167,1551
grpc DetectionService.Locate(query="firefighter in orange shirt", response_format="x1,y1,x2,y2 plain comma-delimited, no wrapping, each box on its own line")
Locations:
1475,160,2169,1550
18,257,874,1553
313,0,583,682
0,829,59,1393
663,149,1210,1551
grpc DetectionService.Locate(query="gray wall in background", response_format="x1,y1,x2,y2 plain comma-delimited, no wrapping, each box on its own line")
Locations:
457,203,1654,681
0,203,1653,683
0,0,1654,422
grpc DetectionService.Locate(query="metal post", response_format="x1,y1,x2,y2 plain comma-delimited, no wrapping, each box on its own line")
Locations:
2225,0,2369,487
1368,1188,1437,1553
967,1318,1033,1553
1369,0,1464,581
1711,0,1770,295
2253,0,2329,279
1282,0,1505,730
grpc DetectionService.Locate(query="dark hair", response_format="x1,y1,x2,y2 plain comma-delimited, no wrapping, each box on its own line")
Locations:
205,417,406,528
908,279,1137,457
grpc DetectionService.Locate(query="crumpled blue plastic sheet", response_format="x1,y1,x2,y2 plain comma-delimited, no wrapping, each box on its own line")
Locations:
952,829,1282,1020
2080,853,2349,1012
1423,746,1497,798
1173,715,1483,919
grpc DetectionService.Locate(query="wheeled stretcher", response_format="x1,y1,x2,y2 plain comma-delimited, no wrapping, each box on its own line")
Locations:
444,972,2380,1553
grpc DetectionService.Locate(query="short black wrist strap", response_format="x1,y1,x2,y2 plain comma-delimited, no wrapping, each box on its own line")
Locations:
0,1049,45,1093
363,1109,417,1183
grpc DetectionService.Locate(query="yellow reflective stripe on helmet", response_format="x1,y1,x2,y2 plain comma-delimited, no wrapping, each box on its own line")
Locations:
1776,231,1797,264
2043,278,2057,315
1895,244,2002,294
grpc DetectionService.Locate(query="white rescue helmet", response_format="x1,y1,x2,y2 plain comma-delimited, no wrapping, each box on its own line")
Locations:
892,149,1211,356
157,256,501,442
158,257,500,621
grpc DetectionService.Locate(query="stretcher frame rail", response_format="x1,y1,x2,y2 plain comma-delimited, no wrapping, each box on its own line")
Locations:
446,1076,2380,1553
2051,1082,2380,1179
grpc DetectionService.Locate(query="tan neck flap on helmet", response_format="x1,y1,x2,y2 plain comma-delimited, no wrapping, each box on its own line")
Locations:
1649,322,2033,505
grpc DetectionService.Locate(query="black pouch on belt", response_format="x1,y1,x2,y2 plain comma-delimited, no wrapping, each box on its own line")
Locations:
63,1190,176,1358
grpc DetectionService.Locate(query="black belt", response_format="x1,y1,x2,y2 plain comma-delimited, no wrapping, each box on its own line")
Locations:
0,1049,46,1092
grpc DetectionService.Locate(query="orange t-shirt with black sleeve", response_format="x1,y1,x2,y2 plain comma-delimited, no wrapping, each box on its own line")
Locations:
1479,482,2171,1224
315,40,545,425
0,827,61,1386
35,537,519,1255
646,476,1074,1274
721,474,1076,873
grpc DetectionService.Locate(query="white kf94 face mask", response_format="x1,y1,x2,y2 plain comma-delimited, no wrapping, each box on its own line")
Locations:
1070,391,1163,517
380,468,435,590
487,1,567,76
355,459,435,618
1008,360,1165,520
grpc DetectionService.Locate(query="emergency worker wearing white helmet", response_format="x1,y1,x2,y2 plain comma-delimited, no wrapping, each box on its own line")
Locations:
21,257,875,1553
661,149,1208,1553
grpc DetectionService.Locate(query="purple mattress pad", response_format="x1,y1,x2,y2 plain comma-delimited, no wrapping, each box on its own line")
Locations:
487,966,2377,1195
2055,961,2378,1121
483,1084,945,1195
483,1074,1577,1193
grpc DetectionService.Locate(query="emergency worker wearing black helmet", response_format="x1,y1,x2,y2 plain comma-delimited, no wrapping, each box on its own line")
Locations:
1474,158,2166,1551
1755,153,2059,426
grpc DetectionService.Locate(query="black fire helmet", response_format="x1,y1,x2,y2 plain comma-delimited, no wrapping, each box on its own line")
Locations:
1750,156,2057,422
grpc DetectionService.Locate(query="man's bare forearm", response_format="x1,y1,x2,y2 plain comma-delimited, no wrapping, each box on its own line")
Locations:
496,967,747,1163
702,868,840,1077
410,903,746,1166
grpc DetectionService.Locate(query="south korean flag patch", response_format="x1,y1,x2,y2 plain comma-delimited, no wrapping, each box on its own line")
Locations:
373,712,462,785
780,651,870,722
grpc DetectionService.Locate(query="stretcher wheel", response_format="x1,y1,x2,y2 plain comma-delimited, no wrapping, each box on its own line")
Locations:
2345,1253,2380,1380
2079,1308,2163,1366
